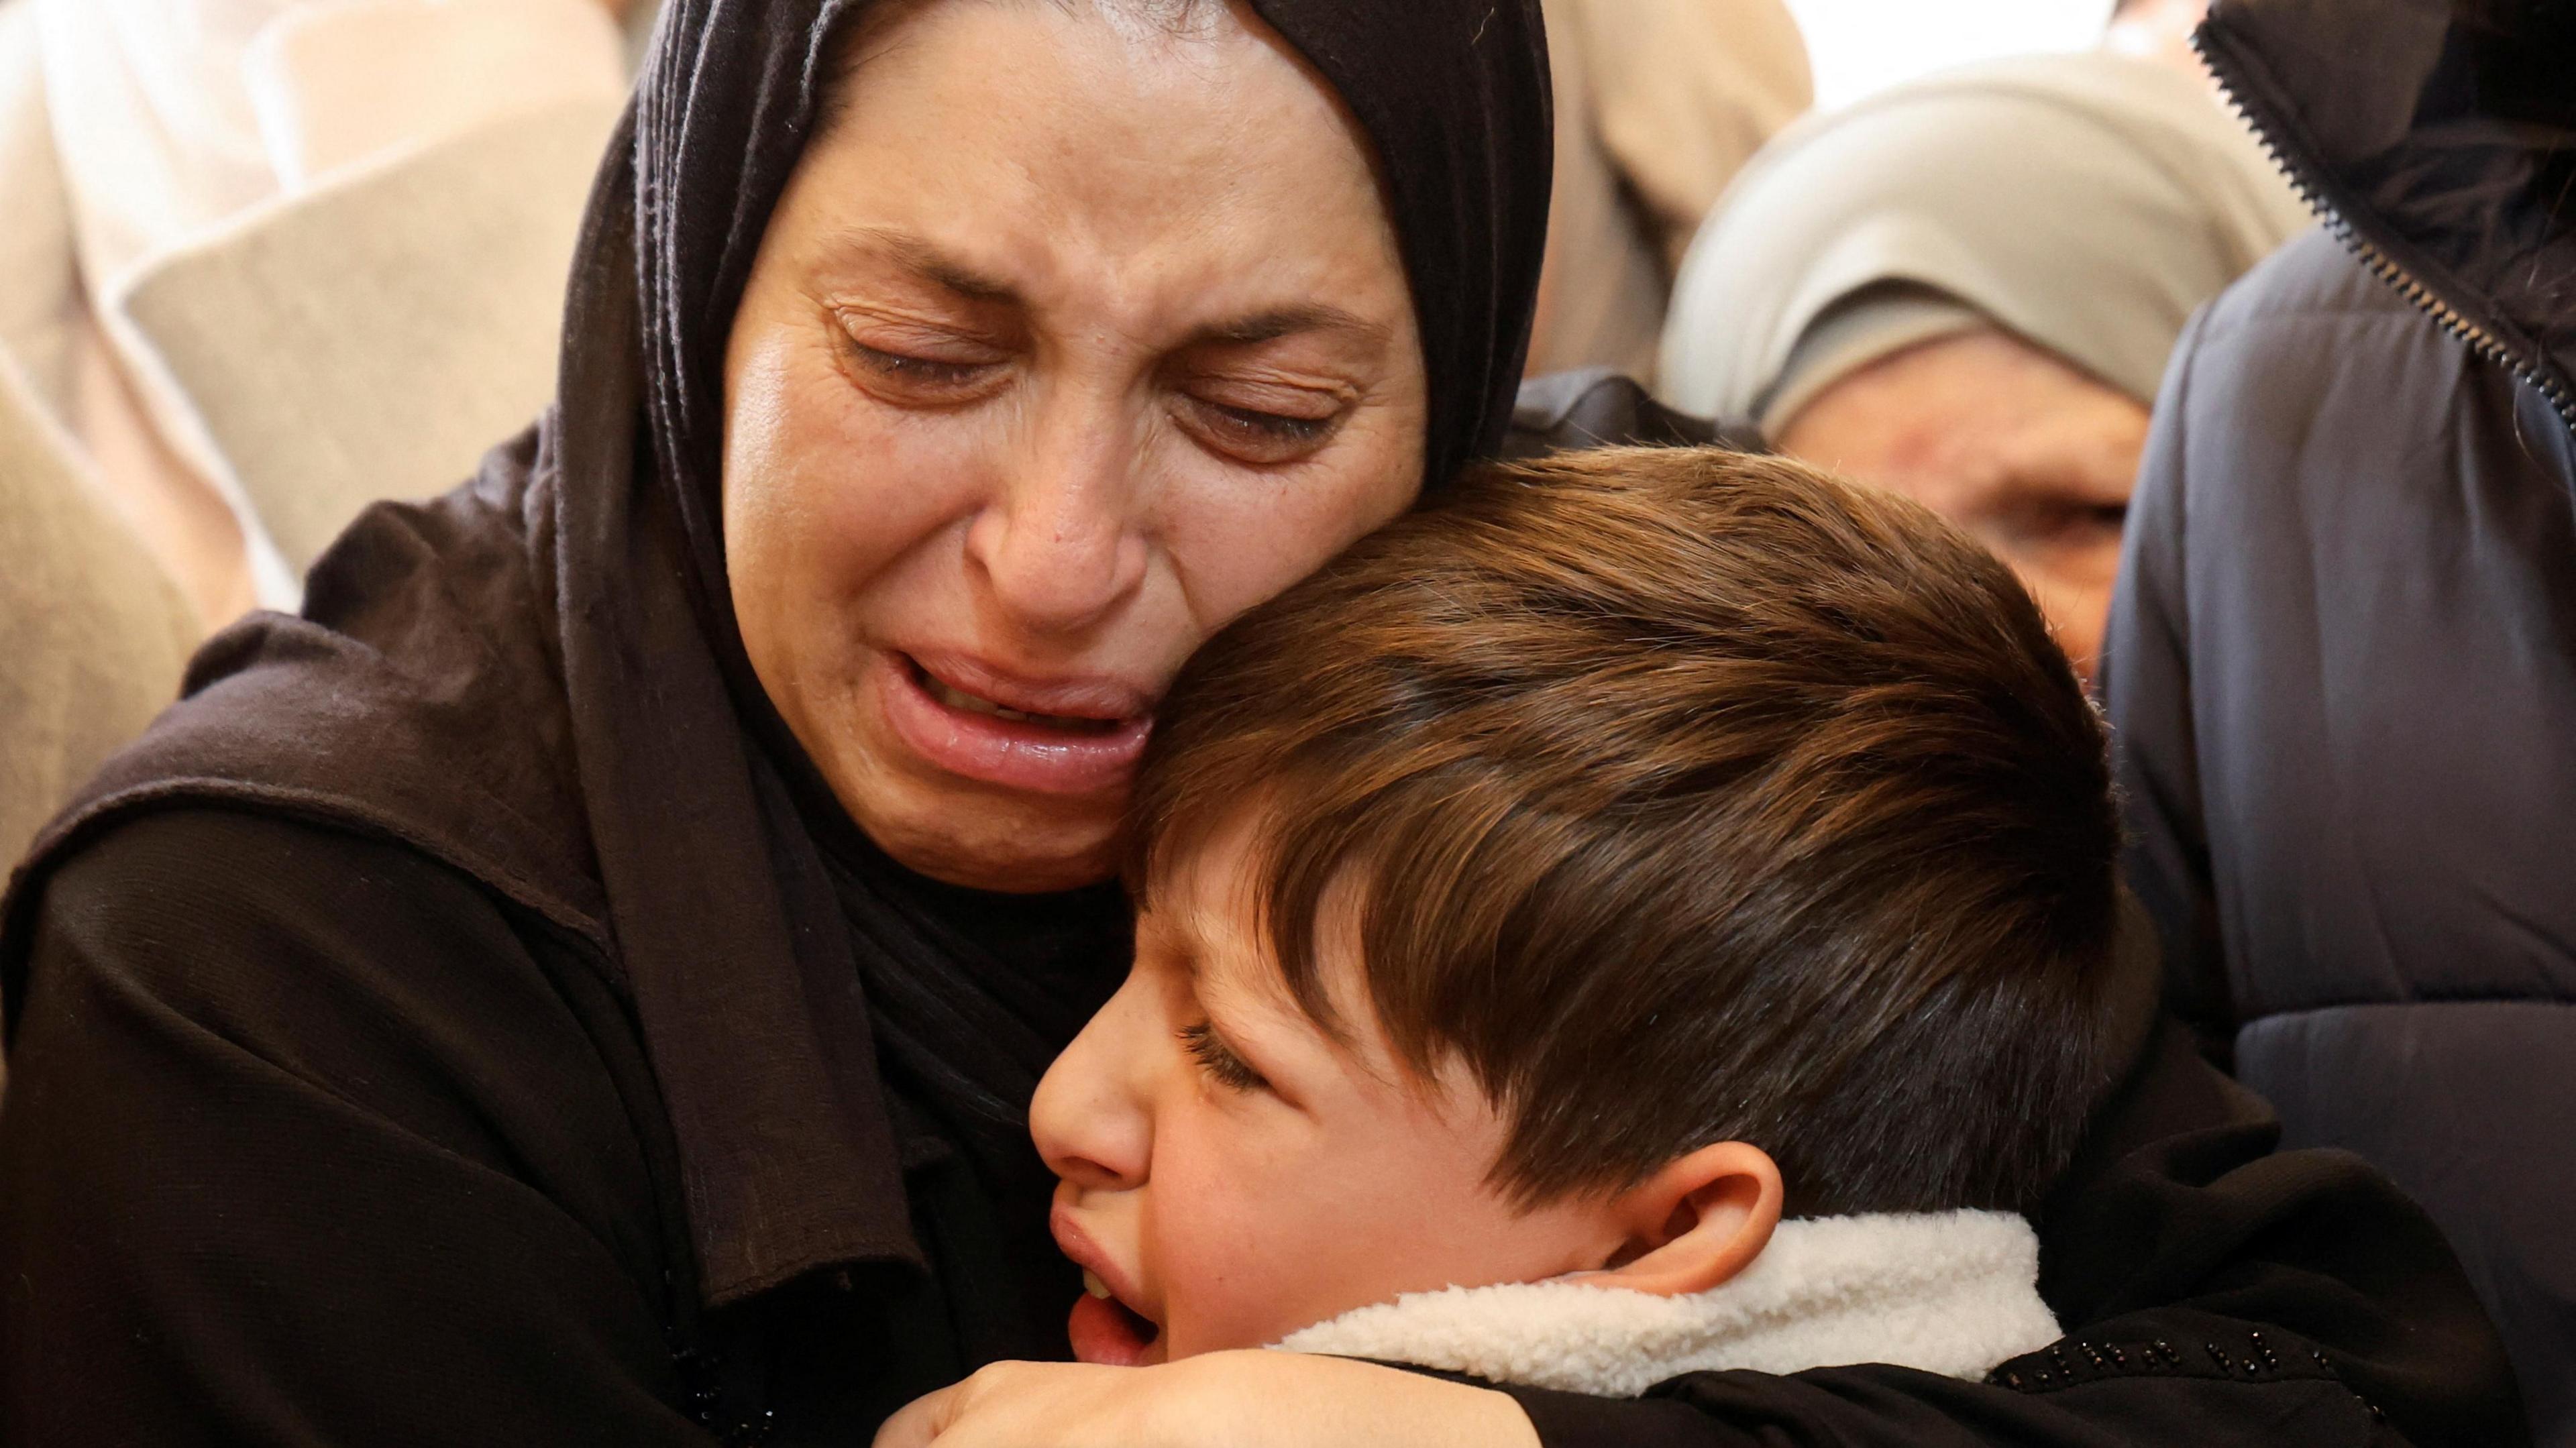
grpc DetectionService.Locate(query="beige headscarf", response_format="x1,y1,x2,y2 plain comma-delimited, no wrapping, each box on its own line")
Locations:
1656,50,2312,431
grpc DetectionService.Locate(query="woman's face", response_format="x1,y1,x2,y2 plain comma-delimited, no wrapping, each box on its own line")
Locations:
723,0,1428,891
1776,329,2148,683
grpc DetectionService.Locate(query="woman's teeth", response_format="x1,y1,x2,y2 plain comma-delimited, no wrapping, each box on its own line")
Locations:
1083,1270,1114,1300
924,677,1115,733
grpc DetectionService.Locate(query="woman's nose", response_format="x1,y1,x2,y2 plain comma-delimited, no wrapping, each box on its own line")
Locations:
965,397,1151,638
1030,987,1153,1191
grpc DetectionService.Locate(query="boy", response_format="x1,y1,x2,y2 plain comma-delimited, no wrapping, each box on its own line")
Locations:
1028,445,2148,1393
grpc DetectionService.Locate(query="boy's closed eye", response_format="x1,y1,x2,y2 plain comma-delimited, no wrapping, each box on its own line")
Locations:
1179,1021,1273,1093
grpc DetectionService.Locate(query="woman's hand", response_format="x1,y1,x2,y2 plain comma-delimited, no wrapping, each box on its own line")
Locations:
873,1350,1542,1448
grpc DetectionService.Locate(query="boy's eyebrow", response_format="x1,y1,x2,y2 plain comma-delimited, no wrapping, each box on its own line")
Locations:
1136,899,1208,982
1157,900,1258,1017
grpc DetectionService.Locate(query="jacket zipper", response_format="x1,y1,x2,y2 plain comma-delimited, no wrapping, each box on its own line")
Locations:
2193,25,2576,441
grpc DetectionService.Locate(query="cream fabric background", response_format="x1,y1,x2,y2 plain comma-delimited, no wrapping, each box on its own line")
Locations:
1526,0,1812,383
0,350,198,874
0,0,628,877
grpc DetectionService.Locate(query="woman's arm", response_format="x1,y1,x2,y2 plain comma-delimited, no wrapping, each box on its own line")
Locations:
876,1353,1542,1448
0,807,712,1447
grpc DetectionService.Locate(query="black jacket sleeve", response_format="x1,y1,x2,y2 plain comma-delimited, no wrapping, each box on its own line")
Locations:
0,807,711,1448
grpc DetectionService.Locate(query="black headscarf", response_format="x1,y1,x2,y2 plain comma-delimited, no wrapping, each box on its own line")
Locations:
631,0,1555,657
4,0,1553,1323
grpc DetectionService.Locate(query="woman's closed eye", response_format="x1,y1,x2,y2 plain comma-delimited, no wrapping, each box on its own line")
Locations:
834,312,1008,402
1172,374,1350,466
1179,1021,1271,1093
1181,396,1338,458
854,344,993,388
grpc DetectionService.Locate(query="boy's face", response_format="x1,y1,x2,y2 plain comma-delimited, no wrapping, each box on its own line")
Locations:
1028,814,1625,1364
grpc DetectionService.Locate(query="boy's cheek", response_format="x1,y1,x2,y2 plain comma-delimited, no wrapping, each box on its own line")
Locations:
1150,1178,1392,1353
1158,1229,1397,1356
1140,1121,1321,1354
1157,1260,1314,1358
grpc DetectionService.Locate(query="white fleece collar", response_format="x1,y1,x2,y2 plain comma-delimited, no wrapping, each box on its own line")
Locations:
1273,1210,2060,1397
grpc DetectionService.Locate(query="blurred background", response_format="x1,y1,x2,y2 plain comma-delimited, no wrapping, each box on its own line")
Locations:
0,0,2244,859
1792,0,2120,107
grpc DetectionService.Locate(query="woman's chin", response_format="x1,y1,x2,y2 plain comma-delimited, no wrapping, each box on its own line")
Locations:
841,785,1124,893
786,677,1132,891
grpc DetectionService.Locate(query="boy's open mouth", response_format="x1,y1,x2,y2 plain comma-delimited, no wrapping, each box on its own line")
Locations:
1067,1269,1164,1366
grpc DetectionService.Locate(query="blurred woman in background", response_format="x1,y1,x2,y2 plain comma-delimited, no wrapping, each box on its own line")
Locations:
1657,48,2307,679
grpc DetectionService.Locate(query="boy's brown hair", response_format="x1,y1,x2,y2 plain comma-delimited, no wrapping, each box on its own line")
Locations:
1131,445,2131,1218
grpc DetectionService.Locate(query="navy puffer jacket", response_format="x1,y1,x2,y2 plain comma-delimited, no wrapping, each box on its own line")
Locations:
2106,2,2576,1443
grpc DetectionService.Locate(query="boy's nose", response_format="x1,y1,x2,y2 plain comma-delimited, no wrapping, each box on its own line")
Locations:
1030,988,1153,1191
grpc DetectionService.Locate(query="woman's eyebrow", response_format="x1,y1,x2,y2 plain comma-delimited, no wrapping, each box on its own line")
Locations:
829,225,1020,304
826,227,1381,349
1189,304,1387,349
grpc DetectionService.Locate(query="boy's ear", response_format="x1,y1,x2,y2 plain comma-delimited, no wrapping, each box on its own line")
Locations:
1578,1141,1784,1298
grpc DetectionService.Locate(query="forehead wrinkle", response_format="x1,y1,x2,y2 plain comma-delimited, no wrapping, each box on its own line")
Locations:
1864,412,2018,516
1036,223,1388,358
808,22,1401,364
961,132,1387,353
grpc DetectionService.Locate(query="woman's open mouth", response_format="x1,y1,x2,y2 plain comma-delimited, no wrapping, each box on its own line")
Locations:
916,671,1127,734
875,650,1154,797
1067,1269,1165,1367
